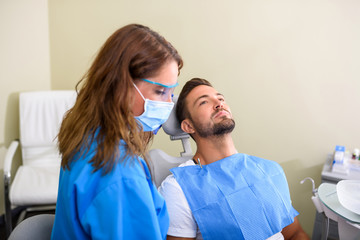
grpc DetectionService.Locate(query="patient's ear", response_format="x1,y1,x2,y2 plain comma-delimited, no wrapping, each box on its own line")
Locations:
181,119,195,134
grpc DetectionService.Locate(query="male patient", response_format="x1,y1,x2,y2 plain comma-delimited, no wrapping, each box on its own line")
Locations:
159,78,309,240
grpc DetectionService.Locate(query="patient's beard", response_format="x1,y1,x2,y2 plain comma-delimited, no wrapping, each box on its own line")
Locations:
192,117,235,138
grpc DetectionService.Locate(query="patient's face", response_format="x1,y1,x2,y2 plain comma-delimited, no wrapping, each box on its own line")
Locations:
186,85,235,137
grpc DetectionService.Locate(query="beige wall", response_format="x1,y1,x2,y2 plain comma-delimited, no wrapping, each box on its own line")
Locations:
48,1,360,235
1,0,360,236
0,0,51,214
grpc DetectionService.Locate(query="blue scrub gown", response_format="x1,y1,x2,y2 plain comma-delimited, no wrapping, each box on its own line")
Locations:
51,140,169,240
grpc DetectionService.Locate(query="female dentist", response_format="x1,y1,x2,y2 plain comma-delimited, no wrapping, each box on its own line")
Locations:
51,24,183,240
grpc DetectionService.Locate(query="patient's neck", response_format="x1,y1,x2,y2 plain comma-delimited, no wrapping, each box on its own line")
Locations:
193,133,237,165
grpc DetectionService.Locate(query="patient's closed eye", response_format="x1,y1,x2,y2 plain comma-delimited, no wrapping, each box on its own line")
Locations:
199,100,207,105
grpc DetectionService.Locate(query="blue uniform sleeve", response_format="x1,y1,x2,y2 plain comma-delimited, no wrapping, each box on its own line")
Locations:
80,177,167,240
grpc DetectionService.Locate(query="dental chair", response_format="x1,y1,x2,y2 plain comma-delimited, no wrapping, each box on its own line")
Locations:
148,95,193,188
3,90,76,237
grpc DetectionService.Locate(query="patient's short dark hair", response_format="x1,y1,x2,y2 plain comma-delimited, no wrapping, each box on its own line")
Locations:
176,78,212,124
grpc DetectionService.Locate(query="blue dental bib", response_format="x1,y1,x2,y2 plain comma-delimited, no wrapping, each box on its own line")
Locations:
170,153,298,240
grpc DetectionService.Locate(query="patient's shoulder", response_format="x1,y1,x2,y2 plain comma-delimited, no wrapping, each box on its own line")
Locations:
159,173,179,191
158,172,187,207
178,159,196,167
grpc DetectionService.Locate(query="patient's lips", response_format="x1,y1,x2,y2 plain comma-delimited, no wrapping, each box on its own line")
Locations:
213,109,230,119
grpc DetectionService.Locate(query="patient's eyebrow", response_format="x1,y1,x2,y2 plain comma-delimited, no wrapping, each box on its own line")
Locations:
193,93,224,107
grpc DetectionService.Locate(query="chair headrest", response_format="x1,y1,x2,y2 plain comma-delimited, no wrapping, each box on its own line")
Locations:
162,95,189,138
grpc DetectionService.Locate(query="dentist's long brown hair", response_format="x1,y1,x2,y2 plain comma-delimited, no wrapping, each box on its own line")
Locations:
58,24,183,174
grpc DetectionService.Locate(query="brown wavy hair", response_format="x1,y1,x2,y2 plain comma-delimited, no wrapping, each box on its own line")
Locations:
58,24,183,174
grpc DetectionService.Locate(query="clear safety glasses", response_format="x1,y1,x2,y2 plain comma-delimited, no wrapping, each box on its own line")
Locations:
138,78,178,101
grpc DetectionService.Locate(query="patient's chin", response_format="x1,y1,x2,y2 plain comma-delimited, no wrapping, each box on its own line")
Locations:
213,119,235,136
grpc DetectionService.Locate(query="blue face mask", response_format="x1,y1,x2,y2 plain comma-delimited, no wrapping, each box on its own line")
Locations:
133,83,174,132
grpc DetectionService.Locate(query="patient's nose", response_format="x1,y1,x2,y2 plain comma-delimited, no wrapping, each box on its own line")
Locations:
214,99,224,109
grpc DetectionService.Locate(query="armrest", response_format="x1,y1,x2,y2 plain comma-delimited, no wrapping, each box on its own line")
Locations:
3,140,19,181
